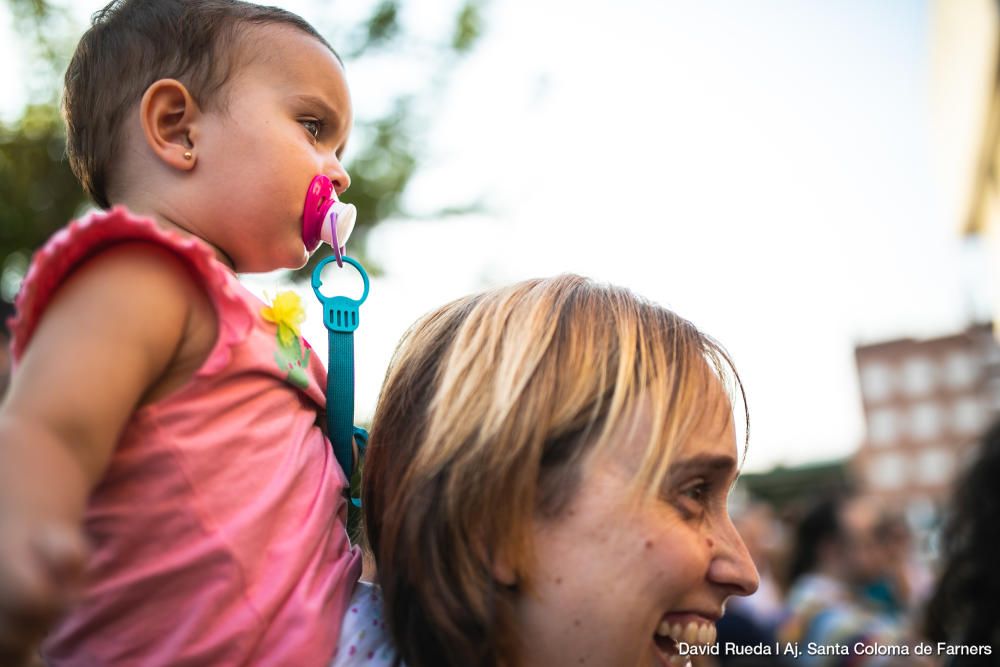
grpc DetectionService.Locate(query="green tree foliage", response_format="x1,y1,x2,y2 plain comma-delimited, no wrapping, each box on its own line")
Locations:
0,105,82,301
0,0,487,301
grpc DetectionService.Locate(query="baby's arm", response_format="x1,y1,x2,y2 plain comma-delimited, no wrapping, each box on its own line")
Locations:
0,243,201,665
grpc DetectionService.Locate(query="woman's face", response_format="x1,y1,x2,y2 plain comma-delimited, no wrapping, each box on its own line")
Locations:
511,386,759,667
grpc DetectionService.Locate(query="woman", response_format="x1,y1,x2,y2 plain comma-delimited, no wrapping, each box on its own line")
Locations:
362,274,759,667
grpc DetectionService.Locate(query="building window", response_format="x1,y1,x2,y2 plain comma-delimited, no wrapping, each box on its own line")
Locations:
868,453,907,489
901,357,937,397
915,448,954,486
860,362,895,402
953,397,984,435
909,402,942,441
868,409,898,446
985,342,1000,366
988,378,1000,412
943,351,978,390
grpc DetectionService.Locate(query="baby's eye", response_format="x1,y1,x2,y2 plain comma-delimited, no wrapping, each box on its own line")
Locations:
300,118,323,139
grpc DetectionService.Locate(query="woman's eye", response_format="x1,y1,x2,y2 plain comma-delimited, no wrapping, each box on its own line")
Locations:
300,118,323,139
674,479,712,517
682,482,709,503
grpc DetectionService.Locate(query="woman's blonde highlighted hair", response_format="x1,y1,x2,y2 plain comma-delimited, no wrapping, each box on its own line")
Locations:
362,274,746,667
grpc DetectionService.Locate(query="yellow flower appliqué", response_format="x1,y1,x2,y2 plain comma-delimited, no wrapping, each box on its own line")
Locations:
261,290,306,347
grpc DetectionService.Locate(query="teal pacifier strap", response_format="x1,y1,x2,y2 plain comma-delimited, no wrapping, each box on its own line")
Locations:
311,256,370,493
327,331,357,480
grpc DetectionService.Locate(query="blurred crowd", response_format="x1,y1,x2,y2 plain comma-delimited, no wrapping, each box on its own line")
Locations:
698,420,1000,667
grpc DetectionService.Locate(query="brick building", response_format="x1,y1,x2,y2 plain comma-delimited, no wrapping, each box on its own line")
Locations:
853,324,1000,511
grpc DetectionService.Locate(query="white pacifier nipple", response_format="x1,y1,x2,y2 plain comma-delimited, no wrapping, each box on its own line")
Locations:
321,202,357,248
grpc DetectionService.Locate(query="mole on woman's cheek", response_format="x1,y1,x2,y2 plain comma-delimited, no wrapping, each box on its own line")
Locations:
706,537,715,548
645,539,654,549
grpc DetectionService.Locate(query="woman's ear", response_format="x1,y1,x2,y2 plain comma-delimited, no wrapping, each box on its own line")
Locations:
139,78,200,171
490,545,519,588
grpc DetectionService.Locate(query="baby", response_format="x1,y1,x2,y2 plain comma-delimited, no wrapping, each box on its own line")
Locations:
0,1,394,665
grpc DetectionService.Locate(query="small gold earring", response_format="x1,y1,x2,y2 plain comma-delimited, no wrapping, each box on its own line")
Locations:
183,151,193,161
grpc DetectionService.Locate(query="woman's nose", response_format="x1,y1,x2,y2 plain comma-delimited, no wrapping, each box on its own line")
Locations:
707,519,760,597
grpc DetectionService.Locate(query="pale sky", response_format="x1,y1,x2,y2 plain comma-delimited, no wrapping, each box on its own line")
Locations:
2,0,991,471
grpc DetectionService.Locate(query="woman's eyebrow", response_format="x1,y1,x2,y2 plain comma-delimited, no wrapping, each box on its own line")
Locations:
667,454,737,478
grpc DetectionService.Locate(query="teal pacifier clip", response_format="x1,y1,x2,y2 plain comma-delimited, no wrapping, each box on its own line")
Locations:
311,255,369,506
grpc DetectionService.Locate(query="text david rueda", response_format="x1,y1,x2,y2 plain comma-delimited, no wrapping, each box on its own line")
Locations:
678,642,994,659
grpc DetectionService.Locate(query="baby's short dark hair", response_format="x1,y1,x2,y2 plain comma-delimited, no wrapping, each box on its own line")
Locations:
63,0,336,209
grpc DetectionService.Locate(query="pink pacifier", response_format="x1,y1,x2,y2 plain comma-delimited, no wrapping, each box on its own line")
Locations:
302,174,357,266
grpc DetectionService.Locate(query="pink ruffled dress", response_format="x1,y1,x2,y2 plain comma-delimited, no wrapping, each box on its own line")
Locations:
9,207,363,666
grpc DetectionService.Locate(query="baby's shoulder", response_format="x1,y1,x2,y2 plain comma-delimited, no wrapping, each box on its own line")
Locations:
9,208,233,388
69,239,202,296
67,243,218,404
18,240,210,383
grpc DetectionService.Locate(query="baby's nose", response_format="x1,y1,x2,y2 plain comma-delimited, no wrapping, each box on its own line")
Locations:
326,158,350,196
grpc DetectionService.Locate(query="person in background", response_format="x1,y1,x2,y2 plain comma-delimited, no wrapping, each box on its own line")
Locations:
778,495,922,666
924,419,1000,664
863,511,929,621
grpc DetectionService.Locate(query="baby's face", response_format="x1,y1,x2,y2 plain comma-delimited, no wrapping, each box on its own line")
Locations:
192,24,353,272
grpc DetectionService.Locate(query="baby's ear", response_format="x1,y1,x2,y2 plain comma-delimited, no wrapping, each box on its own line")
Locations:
139,79,200,171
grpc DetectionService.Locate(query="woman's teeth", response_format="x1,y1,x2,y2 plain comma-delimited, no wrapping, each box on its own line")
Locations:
655,619,717,647
654,618,717,667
